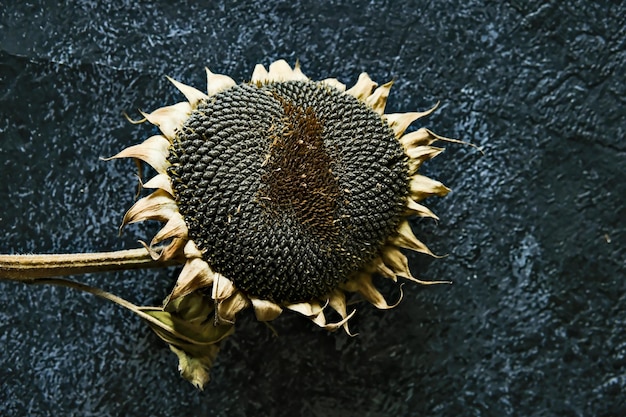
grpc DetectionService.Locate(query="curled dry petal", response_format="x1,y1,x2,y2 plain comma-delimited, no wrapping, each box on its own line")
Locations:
140,102,192,140
140,236,186,261
346,72,377,101
392,221,439,257
104,135,171,174
365,80,394,115
166,76,209,108
211,273,237,301
216,291,250,323
151,215,188,246
122,189,179,227
409,174,451,201
250,297,283,321
405,198,439,219
205,67,236,96
381,246,450,285
159,237,187,261
142,173,174,196
327,290,356,335
384,104,437,138
285,300,325,317
168,258,215,301
381,246,413,279
344,274,403,310
317,309,357,332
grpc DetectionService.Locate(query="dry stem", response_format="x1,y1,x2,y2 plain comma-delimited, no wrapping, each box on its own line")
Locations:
0,248,181,281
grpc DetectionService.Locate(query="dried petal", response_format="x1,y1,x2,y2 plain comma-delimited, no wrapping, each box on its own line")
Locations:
216,291,250,323
250,63,270,83
392,221,438,257
409,174,451,201
211,273,237,301
268,59,296,82
141,102,191,140
384,104,437,137
168,258,215,301
365,80,393,114
321,78,346,92
166,76,209,107
104,135,170,174
205,67,236,96
286,300,325,317
121,189,178,227
404,198,439,219
250,297,283,321
142,173,174,196
151,215,188,246
346,72,377,100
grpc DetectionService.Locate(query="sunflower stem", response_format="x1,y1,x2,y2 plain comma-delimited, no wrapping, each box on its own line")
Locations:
0,248,182,281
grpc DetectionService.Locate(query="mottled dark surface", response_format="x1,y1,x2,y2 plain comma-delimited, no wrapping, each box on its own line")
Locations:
0,1,624,416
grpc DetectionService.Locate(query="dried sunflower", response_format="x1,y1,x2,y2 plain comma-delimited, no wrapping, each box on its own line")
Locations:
1,59,456,389
108,59,452,385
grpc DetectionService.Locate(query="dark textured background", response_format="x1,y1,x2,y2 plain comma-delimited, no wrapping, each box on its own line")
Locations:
1,1,624,416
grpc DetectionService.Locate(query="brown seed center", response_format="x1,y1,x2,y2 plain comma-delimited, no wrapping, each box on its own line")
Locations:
259,97,340,239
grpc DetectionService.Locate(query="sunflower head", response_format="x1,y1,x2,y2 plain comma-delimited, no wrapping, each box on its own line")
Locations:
110,60,451,388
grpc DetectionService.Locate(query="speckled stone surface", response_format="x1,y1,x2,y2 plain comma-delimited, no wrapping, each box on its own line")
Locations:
1,1,624,416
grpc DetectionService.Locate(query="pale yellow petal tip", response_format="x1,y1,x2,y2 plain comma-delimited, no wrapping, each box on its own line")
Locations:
391,220,447,259
250,297,283,321
365,80,394,114
409,174,451,202
103,135,171,174
321,78,346,92
170,345,213,390
211,273,237,302
167,257,214,301
346,72,378,100
250,63,269,83
205,67,236,96
347,274,404,310
292,60,309,81
268,59,294,81
140,102,192,140
166,76,209,107
250,59,308,84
